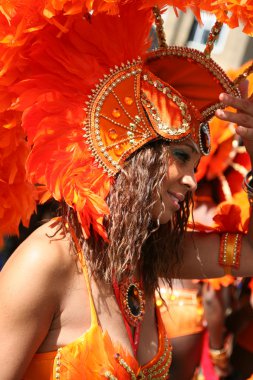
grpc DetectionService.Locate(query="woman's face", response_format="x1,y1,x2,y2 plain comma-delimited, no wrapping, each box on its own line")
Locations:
151,139,200,224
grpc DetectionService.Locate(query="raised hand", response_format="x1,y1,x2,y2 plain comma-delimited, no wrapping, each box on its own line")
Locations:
215,80,253,164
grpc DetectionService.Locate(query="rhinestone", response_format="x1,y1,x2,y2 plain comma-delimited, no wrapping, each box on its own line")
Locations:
108,129,118,140
112,108,121,118
124,96,133,105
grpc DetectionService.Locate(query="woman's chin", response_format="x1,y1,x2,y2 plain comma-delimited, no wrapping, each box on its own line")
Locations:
158,211,173,224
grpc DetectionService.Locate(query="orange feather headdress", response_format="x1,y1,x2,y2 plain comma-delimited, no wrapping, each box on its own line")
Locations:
1,0,253,241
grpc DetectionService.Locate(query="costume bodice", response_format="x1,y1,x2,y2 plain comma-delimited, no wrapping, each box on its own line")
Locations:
23,258,172,380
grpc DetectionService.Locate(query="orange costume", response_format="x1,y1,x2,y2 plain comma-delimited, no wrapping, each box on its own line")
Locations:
1,2,253,380
24,259,172,380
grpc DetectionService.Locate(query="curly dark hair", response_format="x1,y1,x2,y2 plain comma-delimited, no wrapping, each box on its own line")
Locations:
62,140,192,296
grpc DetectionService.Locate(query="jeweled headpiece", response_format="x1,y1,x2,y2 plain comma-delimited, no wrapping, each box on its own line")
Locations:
0,0,253,240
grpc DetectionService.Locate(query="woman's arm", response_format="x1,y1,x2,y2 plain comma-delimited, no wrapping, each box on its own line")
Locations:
179,82,253,279
0,223,69,379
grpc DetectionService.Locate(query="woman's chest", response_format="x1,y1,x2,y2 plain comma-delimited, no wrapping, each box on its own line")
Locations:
40,274,160,366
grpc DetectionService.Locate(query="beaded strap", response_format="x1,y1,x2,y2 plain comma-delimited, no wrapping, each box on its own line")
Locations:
204,21,223,58
234,63,253,86
219,233,242,275
153,6,168,49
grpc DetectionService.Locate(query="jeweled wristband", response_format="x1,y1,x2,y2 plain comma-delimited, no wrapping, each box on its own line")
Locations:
242,170,253,207
209,347,228,370
219,233,242,275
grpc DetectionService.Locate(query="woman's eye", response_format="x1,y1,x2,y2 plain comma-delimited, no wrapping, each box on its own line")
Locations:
194,160,200,173
172,150,190,163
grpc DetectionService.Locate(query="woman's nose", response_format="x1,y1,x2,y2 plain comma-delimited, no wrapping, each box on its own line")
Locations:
182,172,197,192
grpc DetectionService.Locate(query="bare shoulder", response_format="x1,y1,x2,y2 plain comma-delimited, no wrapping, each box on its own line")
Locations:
0,219,78,317
0,220,79,378
2,219,75,282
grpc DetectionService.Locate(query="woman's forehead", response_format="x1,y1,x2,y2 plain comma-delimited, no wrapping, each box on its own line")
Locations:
169,139,200,154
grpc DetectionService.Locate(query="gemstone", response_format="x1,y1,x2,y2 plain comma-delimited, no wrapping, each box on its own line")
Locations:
112,108,121,118
109,129,118,140
200,123,211,154
124,96,133,105
127,131,134,138
114,144,124,157
127,284,141,317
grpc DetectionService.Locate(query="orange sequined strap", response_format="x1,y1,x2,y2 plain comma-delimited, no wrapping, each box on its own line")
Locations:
219,233,242,275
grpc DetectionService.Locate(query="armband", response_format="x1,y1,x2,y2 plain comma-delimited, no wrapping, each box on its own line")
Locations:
219,232,242,275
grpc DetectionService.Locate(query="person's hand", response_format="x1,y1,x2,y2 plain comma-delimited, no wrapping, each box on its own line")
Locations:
203,283,231,378
215,80,253,166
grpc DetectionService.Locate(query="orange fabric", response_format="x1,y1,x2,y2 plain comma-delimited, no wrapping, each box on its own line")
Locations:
159,288,205,338
24,351,55,380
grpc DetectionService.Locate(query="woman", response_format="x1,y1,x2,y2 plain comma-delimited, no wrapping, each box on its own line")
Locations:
0,1,253,379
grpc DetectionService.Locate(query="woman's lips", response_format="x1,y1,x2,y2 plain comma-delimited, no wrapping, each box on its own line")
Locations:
167,192,185,210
